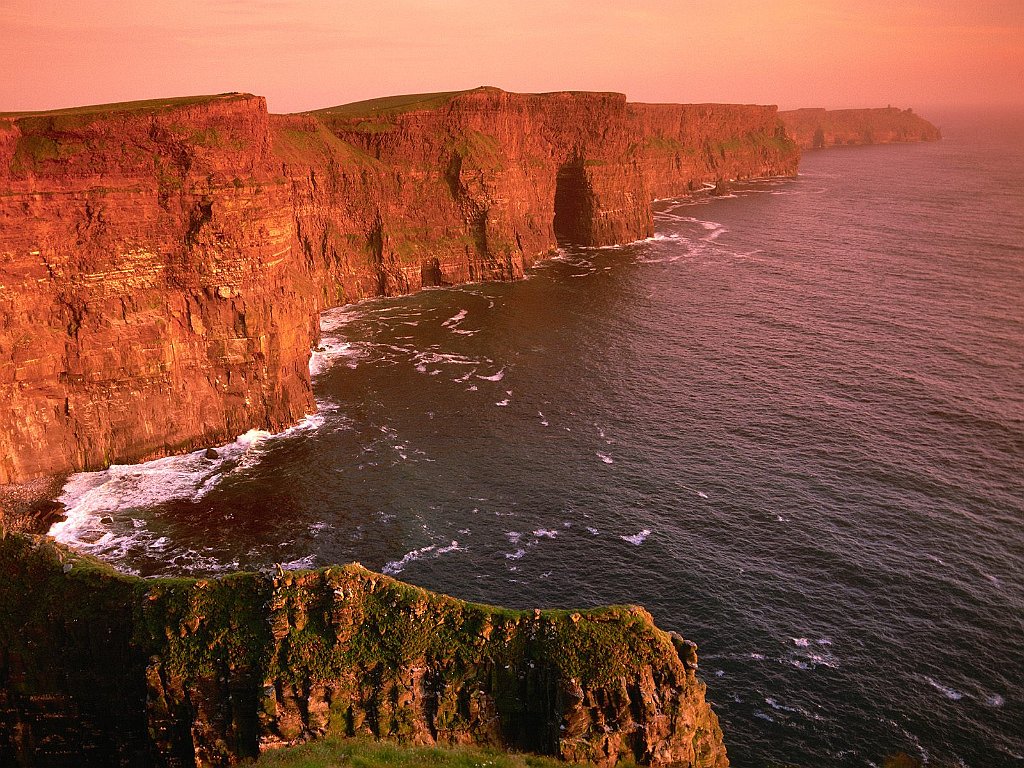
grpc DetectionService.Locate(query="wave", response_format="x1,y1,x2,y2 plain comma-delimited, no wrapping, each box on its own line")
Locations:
382,540,462,574
48,410,331,561
923,676,965,701
621,529,651,546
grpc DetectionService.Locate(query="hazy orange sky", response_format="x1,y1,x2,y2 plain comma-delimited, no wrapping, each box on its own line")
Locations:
2,0,1022,113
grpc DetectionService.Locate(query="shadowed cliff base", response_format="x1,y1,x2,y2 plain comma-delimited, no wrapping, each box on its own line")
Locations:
0,87,801,486
553,161,594,246
0,531,728,767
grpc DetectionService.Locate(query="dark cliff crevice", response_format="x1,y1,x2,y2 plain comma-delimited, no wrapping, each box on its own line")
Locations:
553,161,593,246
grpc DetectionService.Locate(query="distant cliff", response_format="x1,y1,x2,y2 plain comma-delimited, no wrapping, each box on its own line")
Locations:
0,88,799,485
0,532,729,767
780,107,940,149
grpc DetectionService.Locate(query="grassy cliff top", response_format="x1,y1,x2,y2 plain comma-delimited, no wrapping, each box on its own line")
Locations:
0,92,255,120
309,88,487,118
309,87,628,119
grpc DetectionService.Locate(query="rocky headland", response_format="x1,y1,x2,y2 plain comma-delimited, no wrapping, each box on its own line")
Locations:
780,106,941,149
0,531,728,767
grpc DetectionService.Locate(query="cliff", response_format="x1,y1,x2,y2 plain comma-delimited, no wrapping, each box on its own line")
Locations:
0,94,317,487
0,531,729,768
779,107,940,149
0,87,799,486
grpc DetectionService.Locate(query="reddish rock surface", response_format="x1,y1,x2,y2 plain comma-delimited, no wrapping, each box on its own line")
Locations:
0,88,799,486
780,107,940,149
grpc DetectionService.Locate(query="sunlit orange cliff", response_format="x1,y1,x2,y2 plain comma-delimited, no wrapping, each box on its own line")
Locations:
0,87,800,486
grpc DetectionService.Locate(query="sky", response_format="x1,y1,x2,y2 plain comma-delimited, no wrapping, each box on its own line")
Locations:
2,0,1022,114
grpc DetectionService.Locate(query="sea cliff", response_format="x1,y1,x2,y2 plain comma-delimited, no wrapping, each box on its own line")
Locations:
0,531,729,767
0,88,799,485
780,107,941,149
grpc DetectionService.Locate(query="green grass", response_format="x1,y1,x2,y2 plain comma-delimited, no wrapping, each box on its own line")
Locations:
252,737,578,768
0,92,251,119
310,87,627,120
310,90,480,118
271,122,379,167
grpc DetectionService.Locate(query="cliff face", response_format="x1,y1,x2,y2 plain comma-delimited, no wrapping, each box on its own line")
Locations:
780,107,941,149
0,88,799,486
0,94,317,485
0,532,729,768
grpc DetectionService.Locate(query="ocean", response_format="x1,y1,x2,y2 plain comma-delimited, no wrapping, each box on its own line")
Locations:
50,110,1024,767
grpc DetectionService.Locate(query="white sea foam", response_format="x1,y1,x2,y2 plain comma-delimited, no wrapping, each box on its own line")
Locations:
49,412,330,562
495,399,509,407
382,544,436,574
806,653,839,669
924,676,964,701
382,540,463,574
538,411,549,426
309,339,366,376
477,368,506,382
281,554,317,571
621,529,651,546
533,528,559,538
793,637,810,647
414,350,479,368
596,452,614,464
442,309,468,329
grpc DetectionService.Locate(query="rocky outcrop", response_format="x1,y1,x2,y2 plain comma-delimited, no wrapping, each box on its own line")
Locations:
779,107,940,149
0,88,799,486
0,532,729,767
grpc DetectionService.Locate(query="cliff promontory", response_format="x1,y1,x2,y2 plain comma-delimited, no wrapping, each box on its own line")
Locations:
0,532,728,767
780,107,940,149
0,88,799,486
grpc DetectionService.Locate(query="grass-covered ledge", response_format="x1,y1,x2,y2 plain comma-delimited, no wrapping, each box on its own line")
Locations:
0,530,727,768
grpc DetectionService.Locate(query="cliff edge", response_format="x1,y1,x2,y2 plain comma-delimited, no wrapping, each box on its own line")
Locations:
0,532,729,767
0,87,799,486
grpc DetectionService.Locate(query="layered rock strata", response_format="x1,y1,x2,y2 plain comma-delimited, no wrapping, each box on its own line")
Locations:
0,88,799,485
780,107,940,149
0,532,729,767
